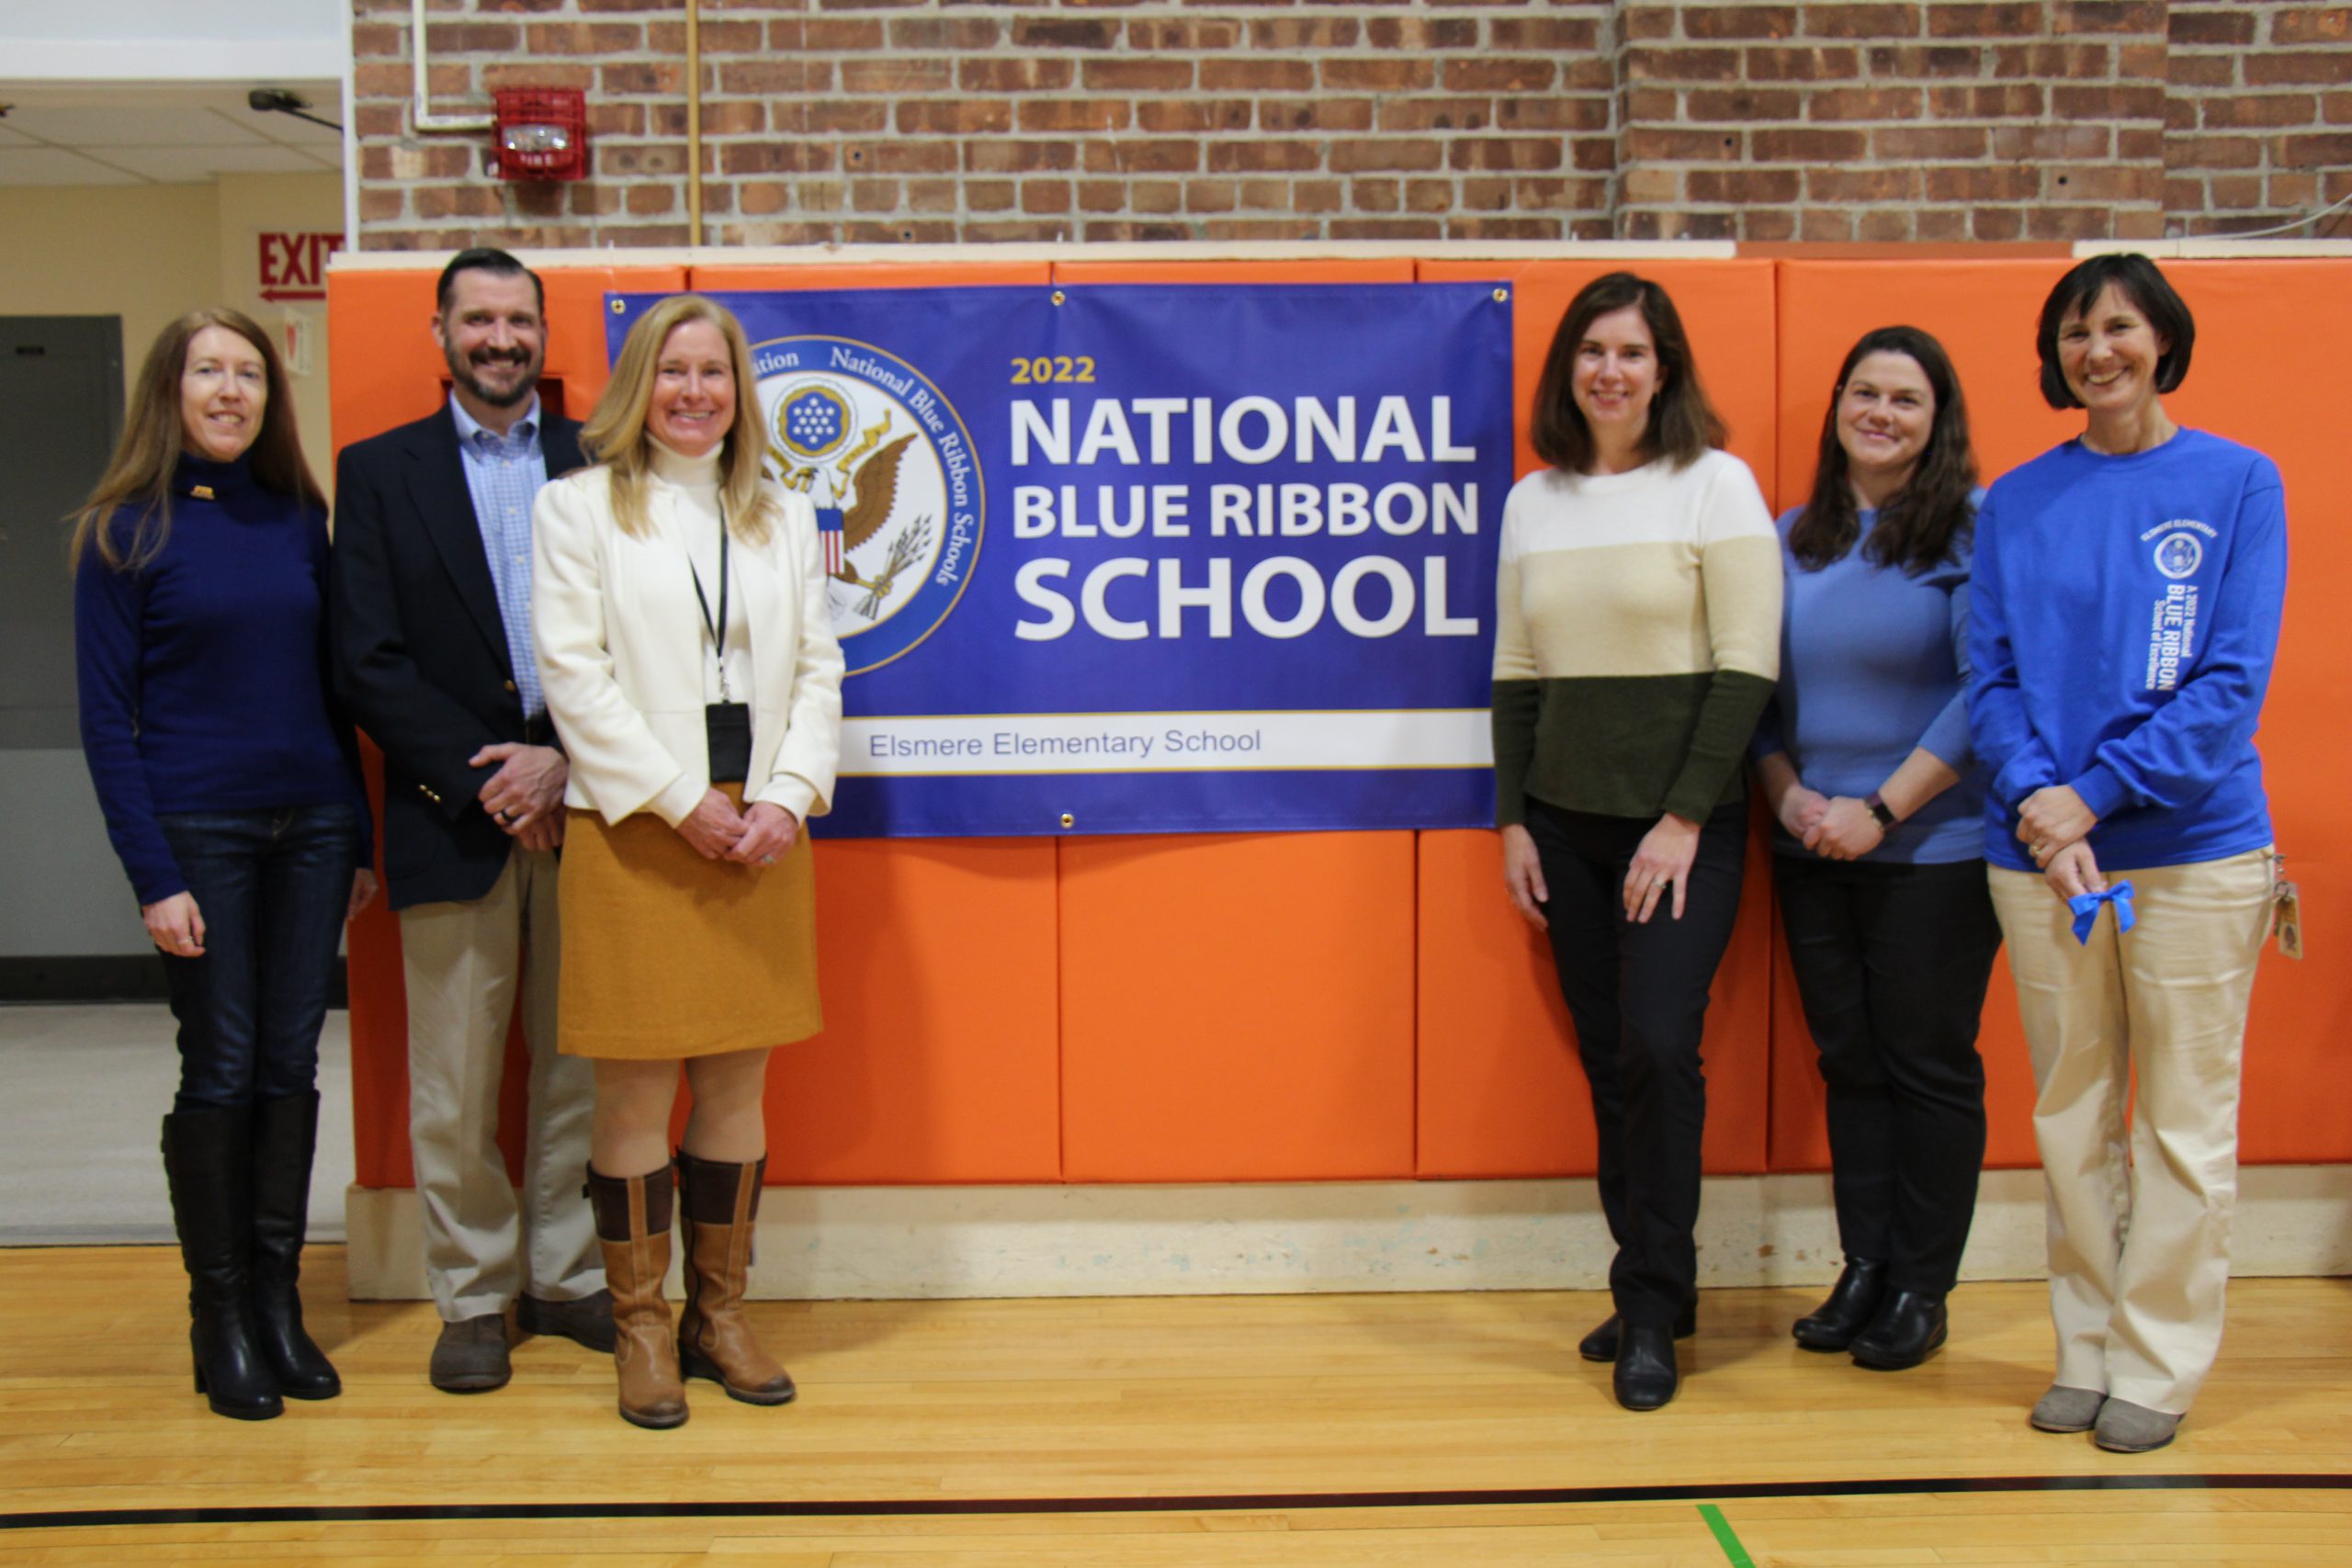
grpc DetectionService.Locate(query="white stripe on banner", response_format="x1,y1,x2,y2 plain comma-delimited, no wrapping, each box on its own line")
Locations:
843,710,1493,776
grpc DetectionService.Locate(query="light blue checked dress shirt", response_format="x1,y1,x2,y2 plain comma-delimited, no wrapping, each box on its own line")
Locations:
448,393,549,718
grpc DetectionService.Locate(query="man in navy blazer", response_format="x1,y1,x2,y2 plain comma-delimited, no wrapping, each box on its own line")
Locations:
332,249,609,1393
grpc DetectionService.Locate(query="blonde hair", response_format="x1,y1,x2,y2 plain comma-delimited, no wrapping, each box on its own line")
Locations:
71,308,323,571
580,294,777,544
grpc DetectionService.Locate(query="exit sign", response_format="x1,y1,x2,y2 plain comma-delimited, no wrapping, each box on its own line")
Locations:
258,231,345,302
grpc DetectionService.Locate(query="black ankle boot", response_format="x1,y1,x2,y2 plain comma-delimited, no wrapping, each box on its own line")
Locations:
1577,1301,1697,1363
162,1108,282,1421
1611,1324,1679,1411
1792,1258,1888,1352
249,1092,340,1400
1849,1289,1948,1371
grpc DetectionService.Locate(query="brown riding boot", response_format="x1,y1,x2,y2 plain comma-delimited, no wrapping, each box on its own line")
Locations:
585,1164,687,1430
675,1152,797,1405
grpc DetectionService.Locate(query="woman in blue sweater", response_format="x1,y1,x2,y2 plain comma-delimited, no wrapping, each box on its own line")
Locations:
74,309,377,1421
1971,254,2286,1455
1753,326,2000,1374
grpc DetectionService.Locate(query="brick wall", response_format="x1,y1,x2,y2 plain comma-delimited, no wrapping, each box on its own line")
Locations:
351,0,2352,250
2166,4,2352,235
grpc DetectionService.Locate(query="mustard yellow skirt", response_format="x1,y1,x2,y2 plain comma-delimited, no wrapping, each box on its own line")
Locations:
556,788,822,1060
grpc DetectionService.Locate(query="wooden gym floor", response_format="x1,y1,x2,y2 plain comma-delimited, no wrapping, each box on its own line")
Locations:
2,1247,2347,1564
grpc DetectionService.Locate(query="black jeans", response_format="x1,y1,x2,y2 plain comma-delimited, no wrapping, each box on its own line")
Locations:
154,803,359,1111
1772,853,2001,1293
1526,797,1748,1326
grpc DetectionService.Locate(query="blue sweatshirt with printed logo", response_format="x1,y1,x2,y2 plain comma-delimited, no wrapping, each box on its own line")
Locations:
1967,428,2284,874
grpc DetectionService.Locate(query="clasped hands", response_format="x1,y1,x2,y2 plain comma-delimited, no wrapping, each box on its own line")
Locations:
2015,783,2105,900
472,742,568,850
1775,786,1884,862
677,788,799,866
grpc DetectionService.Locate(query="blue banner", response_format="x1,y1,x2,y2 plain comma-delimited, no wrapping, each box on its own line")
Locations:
605,283,1513,838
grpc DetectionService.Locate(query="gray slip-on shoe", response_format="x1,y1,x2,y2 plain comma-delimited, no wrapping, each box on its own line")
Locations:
2093,1397,2182,1453
2029,1384,2106,1433
430,1312,513,1393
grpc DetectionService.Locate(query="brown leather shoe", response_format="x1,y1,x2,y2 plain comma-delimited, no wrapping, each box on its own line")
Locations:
518,1289,617,1353
429,1313,512,1393
675,1152,797,1406
586,1165,687,1430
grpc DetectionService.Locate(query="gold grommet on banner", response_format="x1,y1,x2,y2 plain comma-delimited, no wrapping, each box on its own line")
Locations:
610,297,626,313
1050,290,1066,306
1493,288,1509,303
1059,812,1075,829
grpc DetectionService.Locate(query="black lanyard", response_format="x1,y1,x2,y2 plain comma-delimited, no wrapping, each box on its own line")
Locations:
686,501,733,702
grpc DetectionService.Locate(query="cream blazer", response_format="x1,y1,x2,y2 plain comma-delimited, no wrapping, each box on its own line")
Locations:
532,463,844,827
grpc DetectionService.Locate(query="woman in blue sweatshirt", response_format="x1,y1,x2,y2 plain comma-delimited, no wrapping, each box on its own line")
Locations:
1754,326,2001,1374
1970,254,2286,1455
74,309,377,1421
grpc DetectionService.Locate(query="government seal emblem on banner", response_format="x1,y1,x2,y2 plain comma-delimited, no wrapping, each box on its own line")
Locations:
750,334,984,675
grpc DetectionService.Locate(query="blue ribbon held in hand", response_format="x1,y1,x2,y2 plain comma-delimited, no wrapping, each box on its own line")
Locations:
2067,881,2136,945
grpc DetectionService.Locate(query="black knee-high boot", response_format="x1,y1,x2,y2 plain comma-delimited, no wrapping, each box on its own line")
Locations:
250,1091,340,1399
161,1107,282,1420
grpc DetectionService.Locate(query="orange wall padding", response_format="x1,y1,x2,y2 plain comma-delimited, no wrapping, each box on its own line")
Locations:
1060,831,1418,1181
331,254,2348,1191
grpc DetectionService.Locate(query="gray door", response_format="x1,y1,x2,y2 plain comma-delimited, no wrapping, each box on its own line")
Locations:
0,317,148,964
1,316,122,748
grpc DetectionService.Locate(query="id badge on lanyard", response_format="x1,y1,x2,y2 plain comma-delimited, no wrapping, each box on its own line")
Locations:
689,507,752,784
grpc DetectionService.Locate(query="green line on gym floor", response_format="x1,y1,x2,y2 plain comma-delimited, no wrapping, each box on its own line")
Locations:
1699,1502,1757,1568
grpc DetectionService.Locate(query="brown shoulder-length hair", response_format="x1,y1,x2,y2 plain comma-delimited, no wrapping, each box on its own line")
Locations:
70,308,322,572
1529,271,1727,475
581,293,778,545
1789,325,1978,577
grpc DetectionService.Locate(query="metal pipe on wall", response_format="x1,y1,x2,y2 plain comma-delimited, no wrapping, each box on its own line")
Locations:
410,0,492,134
686,0,704,245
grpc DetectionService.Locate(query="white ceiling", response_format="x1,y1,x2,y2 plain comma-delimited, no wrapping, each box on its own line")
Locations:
0,83,343,186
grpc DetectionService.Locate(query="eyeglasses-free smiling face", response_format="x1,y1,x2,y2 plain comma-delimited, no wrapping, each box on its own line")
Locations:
433,270,546,414
180,323,268,463
647,319,736,459
1836,349,1936,490
1570,304,1661,462
2057,282,2170,422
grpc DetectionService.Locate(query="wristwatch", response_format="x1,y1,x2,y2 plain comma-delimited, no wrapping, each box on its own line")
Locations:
1864,791,1899,833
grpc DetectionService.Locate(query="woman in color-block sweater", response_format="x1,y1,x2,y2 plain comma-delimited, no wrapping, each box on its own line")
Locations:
1491,272,1781,1413
1970,254,2286,1456
1751,326,2001,1375
73,308,377,1422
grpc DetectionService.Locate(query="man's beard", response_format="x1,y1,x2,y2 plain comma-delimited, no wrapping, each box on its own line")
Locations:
448,346,539,409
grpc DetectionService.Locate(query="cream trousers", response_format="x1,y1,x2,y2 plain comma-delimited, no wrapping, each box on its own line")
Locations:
398,847,602,1322
1988,847,2272,1415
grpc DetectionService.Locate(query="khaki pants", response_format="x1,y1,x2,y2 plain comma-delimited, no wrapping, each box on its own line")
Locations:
1988,847,2272,1415
398,847,601,1322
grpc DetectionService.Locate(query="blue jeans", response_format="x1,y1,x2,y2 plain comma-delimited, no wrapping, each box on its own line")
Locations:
155,804,359,1111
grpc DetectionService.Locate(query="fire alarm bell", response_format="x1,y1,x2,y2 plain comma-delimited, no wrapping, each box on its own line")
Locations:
492,89,588,181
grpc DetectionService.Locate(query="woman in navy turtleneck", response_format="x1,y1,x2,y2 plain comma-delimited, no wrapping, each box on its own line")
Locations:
73,308,376,1422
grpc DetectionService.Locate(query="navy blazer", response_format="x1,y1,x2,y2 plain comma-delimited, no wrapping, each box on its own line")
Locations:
331,405,586,911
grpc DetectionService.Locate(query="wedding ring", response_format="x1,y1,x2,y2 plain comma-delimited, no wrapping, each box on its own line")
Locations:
760,854,775,865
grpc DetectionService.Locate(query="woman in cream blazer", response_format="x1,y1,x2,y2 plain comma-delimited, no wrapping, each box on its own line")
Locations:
532,293,842,1431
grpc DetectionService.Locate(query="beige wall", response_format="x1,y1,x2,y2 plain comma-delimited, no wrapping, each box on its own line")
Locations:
214,173,344,499
0,172,344,496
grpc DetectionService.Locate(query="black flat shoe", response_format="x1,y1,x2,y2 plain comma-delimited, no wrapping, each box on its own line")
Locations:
1792,1258,1888,1352
1577,1302,1697,1363
1611,1324,1679,1411
1849,1289,1948,1371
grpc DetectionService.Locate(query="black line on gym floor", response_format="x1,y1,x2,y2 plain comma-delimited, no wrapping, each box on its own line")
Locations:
6,1473,2350,1532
